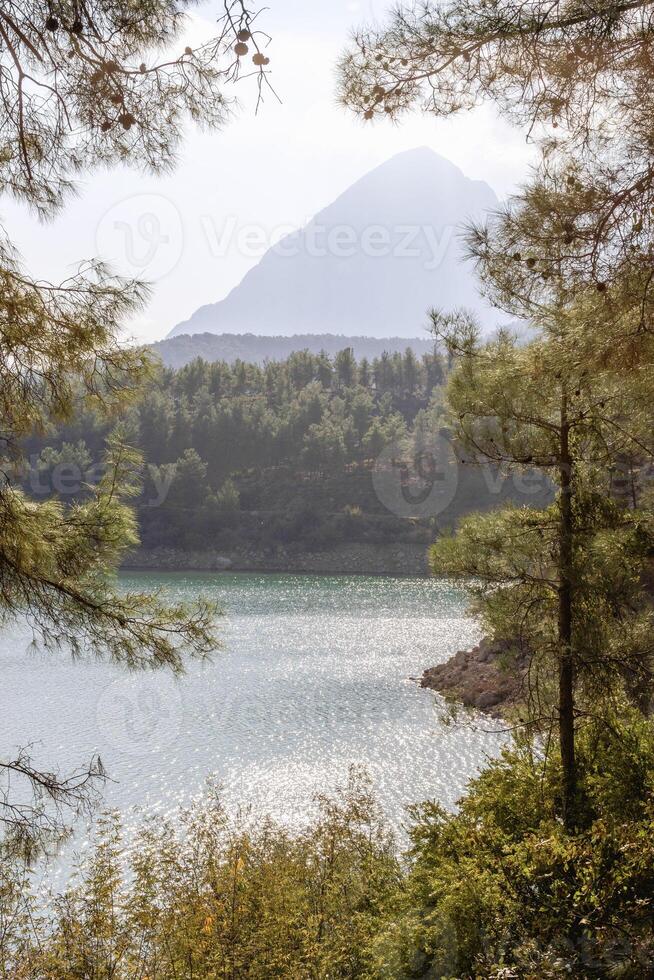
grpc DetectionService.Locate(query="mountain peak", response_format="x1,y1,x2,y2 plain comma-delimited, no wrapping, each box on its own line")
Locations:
169,150,501,340
377,145,460,166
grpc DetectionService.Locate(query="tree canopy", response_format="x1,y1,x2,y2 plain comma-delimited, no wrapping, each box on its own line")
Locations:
339,0,654,831
0,0,273,859
339,0,654,305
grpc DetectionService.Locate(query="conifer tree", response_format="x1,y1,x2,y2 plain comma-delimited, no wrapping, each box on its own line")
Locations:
340,0,654,831
431,308,654,829
339,0,654,303
0,0,271,858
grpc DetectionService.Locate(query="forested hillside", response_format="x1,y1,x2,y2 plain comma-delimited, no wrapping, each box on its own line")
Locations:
20,346,549,562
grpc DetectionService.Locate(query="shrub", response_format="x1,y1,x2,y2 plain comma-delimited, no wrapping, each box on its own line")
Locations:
388,711,654,977
3,770,400,980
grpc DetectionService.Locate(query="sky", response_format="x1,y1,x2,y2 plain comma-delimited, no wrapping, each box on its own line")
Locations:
3,0,537,344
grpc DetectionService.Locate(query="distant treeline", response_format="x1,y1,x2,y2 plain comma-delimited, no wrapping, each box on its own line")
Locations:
20,347,549,555
152,331,439,369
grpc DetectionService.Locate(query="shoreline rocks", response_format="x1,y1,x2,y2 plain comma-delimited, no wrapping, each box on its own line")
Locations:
420,638,528,718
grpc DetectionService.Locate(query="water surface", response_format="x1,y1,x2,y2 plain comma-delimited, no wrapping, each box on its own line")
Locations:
1,573,503,856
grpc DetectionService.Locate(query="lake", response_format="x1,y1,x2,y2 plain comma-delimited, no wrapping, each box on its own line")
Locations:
1,572,503,863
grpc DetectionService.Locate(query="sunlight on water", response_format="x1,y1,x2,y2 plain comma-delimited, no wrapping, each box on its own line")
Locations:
1,573,505,882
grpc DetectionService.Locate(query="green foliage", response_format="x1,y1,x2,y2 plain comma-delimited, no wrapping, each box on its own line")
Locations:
390,713,654,977
135,347,444,484
0,1,268,216
4,725,654,978
0,0,268,859
25,346,553,557
3,433,217,669
338,0,654,306
1,433,219,862
2,770,400,980
428,315,654,834
23,347,472,552
213,477,241,513
334,4,654,973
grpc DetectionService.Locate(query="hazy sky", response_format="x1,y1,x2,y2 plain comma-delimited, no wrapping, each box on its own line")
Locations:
3,0,536,343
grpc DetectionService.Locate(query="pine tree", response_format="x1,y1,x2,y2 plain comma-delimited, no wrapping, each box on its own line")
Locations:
0,0,270,859
340,0,654,832
431,311,654,830
338,0,654,301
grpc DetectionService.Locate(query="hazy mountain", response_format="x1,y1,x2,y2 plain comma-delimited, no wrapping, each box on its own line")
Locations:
168,148,502,340
152,332,437,369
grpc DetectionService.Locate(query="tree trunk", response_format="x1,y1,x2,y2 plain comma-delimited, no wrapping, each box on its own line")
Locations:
558,394,577,832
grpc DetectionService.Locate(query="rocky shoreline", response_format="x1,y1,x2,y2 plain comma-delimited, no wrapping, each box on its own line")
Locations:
123,542,431,577
420,638,528,718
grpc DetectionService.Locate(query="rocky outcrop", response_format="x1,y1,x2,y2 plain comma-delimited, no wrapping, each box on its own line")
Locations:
123,543,430,576
420,638,529,717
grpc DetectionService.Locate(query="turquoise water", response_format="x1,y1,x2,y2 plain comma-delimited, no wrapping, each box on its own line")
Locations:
1,573,503,859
